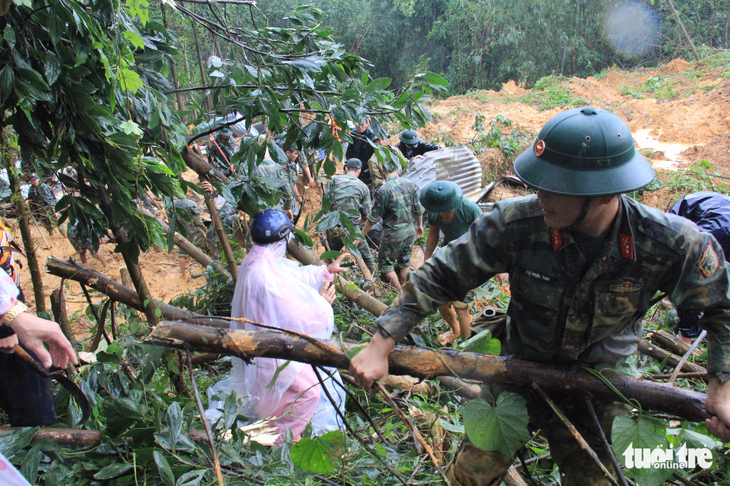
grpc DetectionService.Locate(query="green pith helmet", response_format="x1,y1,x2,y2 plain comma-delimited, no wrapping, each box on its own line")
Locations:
219,128,233,138
399,129,421,145
513,107,654,196
420,181,463,213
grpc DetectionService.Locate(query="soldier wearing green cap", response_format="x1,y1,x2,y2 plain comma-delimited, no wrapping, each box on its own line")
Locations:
324,158,376,274
208,128,238,177
421,181,482,345
351,107,730,485
396,129,442,160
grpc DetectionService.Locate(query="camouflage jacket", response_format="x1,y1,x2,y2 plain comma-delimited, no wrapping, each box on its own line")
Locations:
28,182,56,210
208,135,237,177
167,198,207,243
378,194,730,377
368,147,405,191
325,174,372,225
255,158,293,211
367,174,424,242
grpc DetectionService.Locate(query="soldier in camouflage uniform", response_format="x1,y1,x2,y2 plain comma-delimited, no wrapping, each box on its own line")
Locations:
167,196,208,278
351,107,730,485
324,158,376,274
27,174,58,235
362,165,424,290
253,158,294,220
208,128,237,177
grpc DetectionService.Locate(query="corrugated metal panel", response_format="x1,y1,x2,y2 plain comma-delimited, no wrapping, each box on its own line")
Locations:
401,146,482,198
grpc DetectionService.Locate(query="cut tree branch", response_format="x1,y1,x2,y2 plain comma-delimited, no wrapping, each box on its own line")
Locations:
146,322,711,423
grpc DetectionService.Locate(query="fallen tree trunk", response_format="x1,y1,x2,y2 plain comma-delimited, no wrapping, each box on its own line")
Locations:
0,427,102,447
147,322,710,422
638,340,706,374
46,257,231,329
287,238,388,316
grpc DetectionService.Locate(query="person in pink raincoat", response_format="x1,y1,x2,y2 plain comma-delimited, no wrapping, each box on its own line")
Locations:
228,209,350,443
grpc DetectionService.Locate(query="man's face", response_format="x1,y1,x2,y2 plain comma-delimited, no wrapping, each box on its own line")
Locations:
286,149,300,162
219,135,230,143
356,121,369,133
30,179,39,187
536,191,588,229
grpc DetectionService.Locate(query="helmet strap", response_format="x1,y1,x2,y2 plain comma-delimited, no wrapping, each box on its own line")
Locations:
566,197,592,231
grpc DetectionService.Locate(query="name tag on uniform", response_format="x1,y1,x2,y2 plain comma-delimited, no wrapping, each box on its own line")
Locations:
524,269,552,282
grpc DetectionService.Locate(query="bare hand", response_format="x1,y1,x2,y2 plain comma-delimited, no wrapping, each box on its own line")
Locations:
706,378,730,442
415,224,424,238
320,281,336,305
285,209,294,221
9,313,78,369
327,252,351,274
349,332,396,391
0,334,18,353
199,180,215,194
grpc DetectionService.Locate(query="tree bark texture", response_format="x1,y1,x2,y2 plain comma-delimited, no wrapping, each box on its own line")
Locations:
638,340,706,373
51,287,77,351
147,322,710,423
46,257,231,329
0,427,102,447
95,188,159,326
204,193,238,280
1,134,46,313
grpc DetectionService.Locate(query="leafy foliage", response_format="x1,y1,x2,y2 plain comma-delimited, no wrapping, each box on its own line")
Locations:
463,392,530,458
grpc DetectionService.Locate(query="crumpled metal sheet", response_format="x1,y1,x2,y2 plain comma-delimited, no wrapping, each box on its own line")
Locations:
401,146,483,200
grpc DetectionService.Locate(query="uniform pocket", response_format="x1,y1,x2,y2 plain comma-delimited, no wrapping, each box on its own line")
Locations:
510,268,564,345
590,285,647,343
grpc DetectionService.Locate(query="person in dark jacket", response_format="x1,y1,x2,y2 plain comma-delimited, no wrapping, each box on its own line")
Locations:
669,191,730,338
345,119,375,188
395,129,442,160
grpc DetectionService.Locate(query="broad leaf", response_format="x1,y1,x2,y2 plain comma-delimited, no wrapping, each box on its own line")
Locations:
93,463,134,480
612,414,673,486
154,450,176,486
291,430,345,474
463,393,529,457
459,329,501,355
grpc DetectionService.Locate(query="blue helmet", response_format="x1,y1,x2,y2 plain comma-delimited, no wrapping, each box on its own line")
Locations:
250,209,293,244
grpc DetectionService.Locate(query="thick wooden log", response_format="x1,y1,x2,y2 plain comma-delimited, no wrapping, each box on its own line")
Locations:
0,427,102,447
146,322,711,423
287,238,388,316
648,330,698,357
46,257,231,329
638,340,706,373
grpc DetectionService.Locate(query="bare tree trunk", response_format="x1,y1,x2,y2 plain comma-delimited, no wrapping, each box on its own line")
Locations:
51,287,77,351
146,322,711,423
204,195,238,280
161,5,185,112
191,20,213,112
46,257,231,328
665,0,700,61
95,188,159,326
0,128,46,313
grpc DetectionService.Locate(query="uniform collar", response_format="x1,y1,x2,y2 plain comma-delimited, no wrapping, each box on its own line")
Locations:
549,196,635,261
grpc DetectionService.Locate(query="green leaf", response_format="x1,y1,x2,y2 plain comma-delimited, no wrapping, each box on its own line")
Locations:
464,393,530,457
316,211,340,232
364,77,391,92
123,30,145,49
291,430,345,474
94,463,134,480
176,470,205,486
0,427,38,458
3,25,16,48
44,51,61,85
120,119,143,136
682,429,722,450
165,402,183,452
612,415,673,486
20,445,42,483
320,250,342,260
0,65,14,104
424,72,450,87
119,68,144,94
154,450,176,486
459,329,501,355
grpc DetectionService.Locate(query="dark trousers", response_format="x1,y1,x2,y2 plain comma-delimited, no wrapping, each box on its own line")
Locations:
0,344,57,426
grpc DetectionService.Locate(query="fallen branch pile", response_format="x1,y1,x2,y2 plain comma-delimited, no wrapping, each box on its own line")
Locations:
146,321,710,423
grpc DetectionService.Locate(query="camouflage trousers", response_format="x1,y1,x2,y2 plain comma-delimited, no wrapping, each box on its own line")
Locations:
448,383,628,486
326,226,376,274
378,233,415,274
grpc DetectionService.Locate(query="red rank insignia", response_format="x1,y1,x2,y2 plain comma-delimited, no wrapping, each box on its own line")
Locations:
535,140,546,157
550,228,562,253
619,233,634,260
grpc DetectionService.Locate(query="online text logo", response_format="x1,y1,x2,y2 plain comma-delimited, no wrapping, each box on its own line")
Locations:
622,443,713,469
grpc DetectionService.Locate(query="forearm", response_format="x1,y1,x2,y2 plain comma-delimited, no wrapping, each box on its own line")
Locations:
424,227,439,260
361,220,374,236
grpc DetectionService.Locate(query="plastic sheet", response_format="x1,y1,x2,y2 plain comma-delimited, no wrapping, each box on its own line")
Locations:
208,239,344,443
